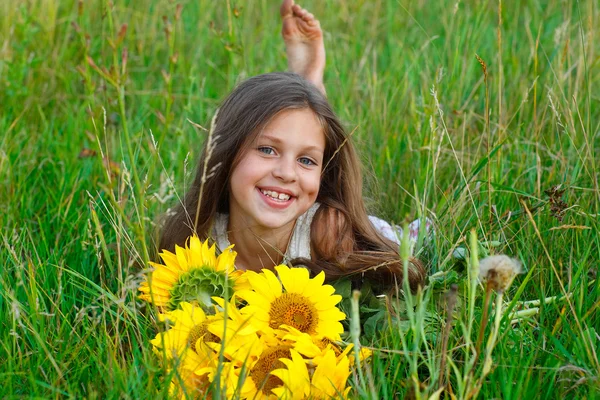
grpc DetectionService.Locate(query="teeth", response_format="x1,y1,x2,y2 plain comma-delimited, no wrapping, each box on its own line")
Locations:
260,189,291,201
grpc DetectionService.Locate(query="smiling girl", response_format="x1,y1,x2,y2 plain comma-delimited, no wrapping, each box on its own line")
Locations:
225,107,324,271
159,71,425,292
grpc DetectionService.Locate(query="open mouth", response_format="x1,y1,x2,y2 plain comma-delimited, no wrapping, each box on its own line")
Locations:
258,188,294,203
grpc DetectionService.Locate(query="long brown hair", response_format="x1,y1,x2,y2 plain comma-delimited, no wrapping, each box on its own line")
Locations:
160,72,425,292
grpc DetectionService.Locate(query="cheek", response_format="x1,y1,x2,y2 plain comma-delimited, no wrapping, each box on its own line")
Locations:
229,156,268,198
304,170,322,197
228,165,248,200
230,156,253,186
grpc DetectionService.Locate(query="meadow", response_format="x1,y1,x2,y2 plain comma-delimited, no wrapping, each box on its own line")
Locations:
1,0,599,398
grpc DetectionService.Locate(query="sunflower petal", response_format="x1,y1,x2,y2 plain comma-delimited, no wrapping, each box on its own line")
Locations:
175,244,189,271
158,251,181,269
263,268,283,297
313,294,343,311
245,271,279,301
277,265,310,294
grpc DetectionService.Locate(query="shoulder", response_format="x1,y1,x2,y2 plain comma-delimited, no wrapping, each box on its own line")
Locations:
286,203,321,261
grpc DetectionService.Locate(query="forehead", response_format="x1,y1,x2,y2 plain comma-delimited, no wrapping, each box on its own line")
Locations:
256,108,326,148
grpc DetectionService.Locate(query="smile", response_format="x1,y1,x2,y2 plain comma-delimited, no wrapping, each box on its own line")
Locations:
259,188,292,201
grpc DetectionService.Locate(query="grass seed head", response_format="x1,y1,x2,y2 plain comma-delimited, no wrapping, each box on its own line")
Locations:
479,255,522,293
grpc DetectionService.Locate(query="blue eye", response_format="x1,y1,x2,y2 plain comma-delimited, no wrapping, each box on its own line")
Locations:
298,157,316,166
258,146,275,155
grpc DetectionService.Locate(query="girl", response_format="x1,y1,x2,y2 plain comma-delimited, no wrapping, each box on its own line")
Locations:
159,72,426,292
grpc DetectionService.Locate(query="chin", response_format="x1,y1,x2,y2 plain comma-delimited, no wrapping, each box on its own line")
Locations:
257,218,292,230
254,212,297,230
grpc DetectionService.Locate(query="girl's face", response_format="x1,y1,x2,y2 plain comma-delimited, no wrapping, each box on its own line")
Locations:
228,108,326,233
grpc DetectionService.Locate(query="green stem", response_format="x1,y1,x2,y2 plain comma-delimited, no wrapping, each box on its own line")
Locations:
483,292,504,375
466,230,479,354
350,290,366,393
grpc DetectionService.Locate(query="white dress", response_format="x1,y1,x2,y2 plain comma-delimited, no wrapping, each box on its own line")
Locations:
212,202,430,263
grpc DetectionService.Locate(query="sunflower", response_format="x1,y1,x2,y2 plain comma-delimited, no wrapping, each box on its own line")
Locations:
309,347,352,399
279,325,344,361
270,349,311,400
151,302,219,360
197,361,254,399
151,302,219,399
197,333,292,400
272,348,352,399
206,296,262,366
138,235,246,311
166,363,210,400
279,325,370,380
236,265,346,340
244,342,294,399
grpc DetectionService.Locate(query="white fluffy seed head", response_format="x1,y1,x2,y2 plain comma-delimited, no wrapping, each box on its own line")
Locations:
479,255,523,293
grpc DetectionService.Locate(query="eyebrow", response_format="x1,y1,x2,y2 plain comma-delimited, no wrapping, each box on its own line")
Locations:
260,134,325,153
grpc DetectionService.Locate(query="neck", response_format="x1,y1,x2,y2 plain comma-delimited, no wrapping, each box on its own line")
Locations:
227,221,295,272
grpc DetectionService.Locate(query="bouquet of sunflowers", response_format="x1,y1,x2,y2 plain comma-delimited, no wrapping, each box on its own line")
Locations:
138,235,369,399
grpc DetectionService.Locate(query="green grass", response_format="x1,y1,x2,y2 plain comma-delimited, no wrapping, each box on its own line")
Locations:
1,0,599,398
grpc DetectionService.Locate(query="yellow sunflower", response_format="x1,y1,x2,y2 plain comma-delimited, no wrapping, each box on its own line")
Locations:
150,302,219,361
270,349,310,399
197,361,254,399
279,325,343,361
272,348,352,399
310,347,352,399
243,342,294,399
197,333,292,400
279,325,370,381
166,363,210,400
151,302,219,399
206,296,262,366
236,265,346,340
138,235,247,310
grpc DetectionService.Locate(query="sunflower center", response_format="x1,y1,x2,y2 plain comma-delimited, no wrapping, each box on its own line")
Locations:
168,266,234,311
268,292,318,334
250,345,291,395
187,322,220,353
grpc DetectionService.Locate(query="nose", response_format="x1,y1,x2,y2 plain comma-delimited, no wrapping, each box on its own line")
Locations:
273,156,297,182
